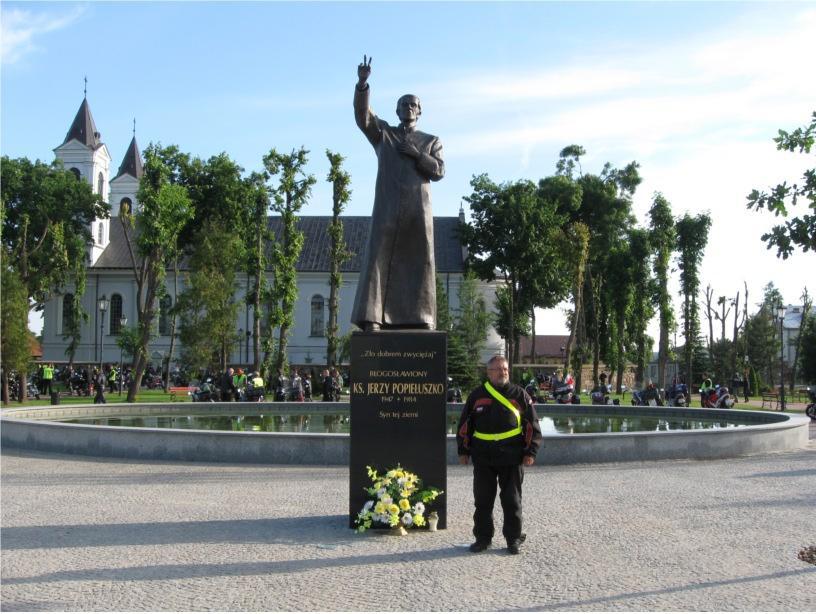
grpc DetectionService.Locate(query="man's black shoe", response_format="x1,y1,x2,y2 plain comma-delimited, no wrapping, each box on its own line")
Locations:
507,534,526,555
469,540,491,553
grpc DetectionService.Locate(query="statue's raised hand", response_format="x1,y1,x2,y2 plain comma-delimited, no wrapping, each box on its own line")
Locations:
357,55,372,86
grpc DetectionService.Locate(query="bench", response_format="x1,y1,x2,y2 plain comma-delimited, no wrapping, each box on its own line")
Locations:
169,386,193,401
761,392,780,410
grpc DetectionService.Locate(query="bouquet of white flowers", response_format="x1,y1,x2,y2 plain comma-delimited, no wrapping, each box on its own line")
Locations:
354,465,443,533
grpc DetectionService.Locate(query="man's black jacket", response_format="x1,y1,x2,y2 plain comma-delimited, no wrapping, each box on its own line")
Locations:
457,381,543,466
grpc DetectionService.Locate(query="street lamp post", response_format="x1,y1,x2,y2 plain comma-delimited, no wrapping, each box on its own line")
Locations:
118,316,127,395
246,329,252,369
238,328,243,364
97,295,109,372
777,304,786,411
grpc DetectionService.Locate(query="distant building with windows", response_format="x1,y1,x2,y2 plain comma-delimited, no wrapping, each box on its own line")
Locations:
40,96,504,367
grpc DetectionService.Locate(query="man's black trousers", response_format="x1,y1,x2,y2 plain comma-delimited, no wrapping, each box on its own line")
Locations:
472,462,524,543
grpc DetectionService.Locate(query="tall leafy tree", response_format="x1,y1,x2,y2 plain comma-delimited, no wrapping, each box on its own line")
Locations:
243,172,271,371
648,193,676,390
451,271,490,392
1,264,32,403
121,144,194,401
326,150,352,367
746,111,815,258
627,229,655,388
263,147,315,376
675,212,712,388
790,287,811,392
604,238,635,392
554,146,640,384
798,312,816,383
176,221,243,374
461,175,566,370
1,156,106,399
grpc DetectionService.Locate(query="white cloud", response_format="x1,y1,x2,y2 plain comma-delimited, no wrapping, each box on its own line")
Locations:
1,5,86,65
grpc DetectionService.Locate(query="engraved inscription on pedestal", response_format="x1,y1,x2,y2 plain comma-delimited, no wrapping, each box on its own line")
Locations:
349,331,447,528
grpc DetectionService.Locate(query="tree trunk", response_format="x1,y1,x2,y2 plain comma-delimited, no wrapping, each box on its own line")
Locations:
2,371,8,404
530,308,536,364
791,293,811,393
704,285,714,351
163,256,179,392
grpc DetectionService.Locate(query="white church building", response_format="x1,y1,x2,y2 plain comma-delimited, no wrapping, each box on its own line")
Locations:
40,96,504,368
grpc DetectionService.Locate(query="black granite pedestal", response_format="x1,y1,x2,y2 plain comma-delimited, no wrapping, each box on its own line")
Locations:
348,331,447,529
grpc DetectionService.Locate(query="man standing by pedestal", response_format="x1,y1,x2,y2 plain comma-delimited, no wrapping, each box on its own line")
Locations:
350,55,445,332
457,355,542,555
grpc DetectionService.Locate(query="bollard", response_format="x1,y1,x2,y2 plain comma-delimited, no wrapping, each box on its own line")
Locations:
50,391,60,405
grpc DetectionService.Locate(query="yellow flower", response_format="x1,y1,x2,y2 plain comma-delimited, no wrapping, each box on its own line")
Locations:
386,470,397,478
388,503,400,515
399,498,411,511
413,513,426,527
374,502,386,514
400,490,410,498
395,470,405,478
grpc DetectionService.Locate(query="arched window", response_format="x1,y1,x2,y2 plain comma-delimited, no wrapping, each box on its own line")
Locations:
69,167,81,180
310,295,325,337
159,295,172,336
62,293,74,333
110,294,123,335
97,171,104,196
120,197,132,216
97,222,104,245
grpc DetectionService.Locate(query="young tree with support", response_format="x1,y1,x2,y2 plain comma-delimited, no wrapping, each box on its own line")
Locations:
263,147,315,377
325,150,352,368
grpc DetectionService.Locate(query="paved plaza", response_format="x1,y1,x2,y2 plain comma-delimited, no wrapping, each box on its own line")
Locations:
2,431,815,611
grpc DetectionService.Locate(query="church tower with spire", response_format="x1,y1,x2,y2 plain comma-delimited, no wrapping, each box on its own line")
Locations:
53,86,112,265
109,120,143,218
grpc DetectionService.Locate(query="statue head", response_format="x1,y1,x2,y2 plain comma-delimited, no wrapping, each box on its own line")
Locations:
396,94,421,127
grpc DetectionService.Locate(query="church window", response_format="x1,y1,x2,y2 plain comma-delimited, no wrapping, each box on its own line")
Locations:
159,295,173,336
110,294,123,335
310,295,325,337
97,222,104,245
120,197,132,216
97,172,104,196
62,293,74,334
69,167,81,180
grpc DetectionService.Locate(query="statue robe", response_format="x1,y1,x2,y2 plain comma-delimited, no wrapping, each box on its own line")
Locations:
351,85,445,329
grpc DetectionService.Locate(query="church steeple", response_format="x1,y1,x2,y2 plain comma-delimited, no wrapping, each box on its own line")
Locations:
62,97,103,150
113,135,144,181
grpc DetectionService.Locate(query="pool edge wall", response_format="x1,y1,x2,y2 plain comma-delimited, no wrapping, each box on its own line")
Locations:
1,404,810,466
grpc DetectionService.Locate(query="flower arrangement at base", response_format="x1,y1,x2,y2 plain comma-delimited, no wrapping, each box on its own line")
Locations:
354,464,443,533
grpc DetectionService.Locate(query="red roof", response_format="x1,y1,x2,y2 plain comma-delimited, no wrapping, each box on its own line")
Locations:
517,335,570,360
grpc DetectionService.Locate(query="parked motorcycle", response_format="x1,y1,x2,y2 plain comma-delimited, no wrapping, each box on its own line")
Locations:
632,387,663,407
702,385,734,409
554,383,580,404
805,387,815,420
191,378,219,402
666,383,689,407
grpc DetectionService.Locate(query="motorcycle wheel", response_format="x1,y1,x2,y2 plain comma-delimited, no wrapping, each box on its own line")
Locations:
806,404,816,420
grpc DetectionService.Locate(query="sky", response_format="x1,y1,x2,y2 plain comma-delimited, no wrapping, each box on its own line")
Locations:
2,1,815,343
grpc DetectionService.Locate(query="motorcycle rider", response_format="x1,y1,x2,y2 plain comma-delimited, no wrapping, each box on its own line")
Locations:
700,373,713,407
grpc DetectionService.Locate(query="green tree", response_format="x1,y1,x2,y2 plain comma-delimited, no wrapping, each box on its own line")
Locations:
798,312,816,383
243,172,271,371
604,238,635,392
648,193,677,390
326,150,352,367
1,264,32,403
121,144,194,402
461,175,567,370
746,111,815,258
451,272,490,392
675,212,711,390
743,304,778,387
177,221,243,374
626,229,655,388
1,156,107,399
553,147,640,386
263,147,315,376
790,287,811,391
